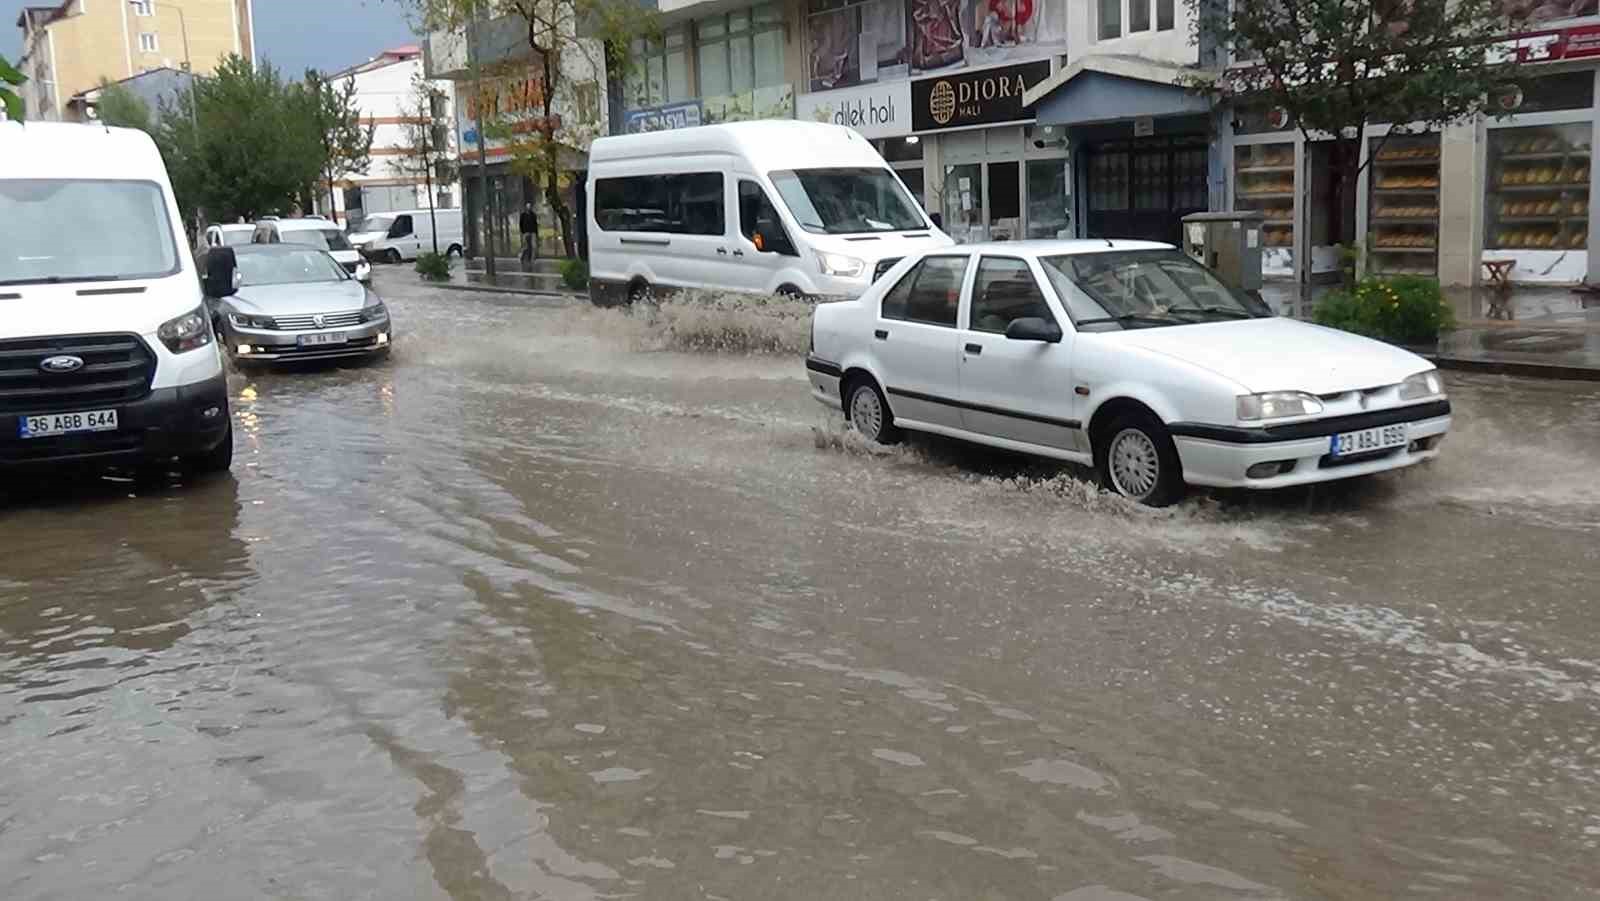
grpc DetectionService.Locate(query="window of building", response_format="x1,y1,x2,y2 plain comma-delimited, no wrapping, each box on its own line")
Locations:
138,32,159,53
132,0,153,16
1157,0,1174,30
1131,0,1150,32
971,257,1052,334
594,173,726,236
1098,0,1121,39
628,26,690,108
698,4,786,99
808,0,907,91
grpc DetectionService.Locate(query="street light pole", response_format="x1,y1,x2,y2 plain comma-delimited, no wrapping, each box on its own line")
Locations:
469,3,495,278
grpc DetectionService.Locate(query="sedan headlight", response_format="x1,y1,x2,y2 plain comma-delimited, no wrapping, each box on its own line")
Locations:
1398,369,1446,401
229,312,276,330
359,301,389,323
1237,391,1325,421
158,307,214,354
817,252,866,279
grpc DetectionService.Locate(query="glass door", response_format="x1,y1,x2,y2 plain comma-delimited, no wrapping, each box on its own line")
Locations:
1234,142,1296,279
988,161,1020,241
1026,158,1070,238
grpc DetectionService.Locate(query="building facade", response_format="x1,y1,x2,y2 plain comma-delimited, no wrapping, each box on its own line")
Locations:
322,46,461,230
15,0,255,122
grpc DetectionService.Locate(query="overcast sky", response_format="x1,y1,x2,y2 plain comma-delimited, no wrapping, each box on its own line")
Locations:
3,0,420,78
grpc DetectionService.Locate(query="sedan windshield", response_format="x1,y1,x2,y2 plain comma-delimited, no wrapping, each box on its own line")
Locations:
1039,250,1271,328
0,179,179,285
281,228,354,252
236,250,349,286
769,167,927,235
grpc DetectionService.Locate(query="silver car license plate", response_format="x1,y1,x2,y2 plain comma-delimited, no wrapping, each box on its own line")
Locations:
298,332,348,347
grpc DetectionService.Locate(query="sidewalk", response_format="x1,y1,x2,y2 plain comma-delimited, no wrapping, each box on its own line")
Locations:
1263,281,1600,381
435,256,586,301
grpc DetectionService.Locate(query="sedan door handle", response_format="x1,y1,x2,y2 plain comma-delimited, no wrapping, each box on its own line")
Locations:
874,329,889,340
964,343,983,355
716,247,728,255
732,248,745,257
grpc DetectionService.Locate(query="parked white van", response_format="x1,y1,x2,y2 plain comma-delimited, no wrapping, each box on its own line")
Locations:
0,122,233,476
254,217,365,276
349,209,465,263
586,121,951,305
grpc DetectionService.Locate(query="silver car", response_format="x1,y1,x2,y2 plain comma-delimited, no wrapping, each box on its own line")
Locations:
210,245,391,363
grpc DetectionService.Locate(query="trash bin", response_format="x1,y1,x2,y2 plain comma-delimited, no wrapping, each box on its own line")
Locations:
1181,211,1265,292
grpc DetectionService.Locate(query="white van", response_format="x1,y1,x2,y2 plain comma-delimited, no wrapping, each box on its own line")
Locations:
348,209,465,263
253,217,365,276
586,121,951,305
0,122,233,476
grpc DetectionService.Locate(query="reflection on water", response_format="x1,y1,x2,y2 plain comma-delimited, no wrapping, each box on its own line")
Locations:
1,278,1596,899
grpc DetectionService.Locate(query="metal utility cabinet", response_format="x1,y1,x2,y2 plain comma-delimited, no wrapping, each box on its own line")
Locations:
1181,211,1265,292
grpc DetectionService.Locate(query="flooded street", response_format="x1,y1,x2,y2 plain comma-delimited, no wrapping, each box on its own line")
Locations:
3,275,1598,900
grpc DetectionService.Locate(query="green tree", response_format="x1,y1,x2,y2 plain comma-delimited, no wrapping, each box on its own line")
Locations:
391,76,461,254
299,69,377,223
94,80,153,131
156,55,322,222
415,0,656,257
0,55,26,121
1190,0,1525,246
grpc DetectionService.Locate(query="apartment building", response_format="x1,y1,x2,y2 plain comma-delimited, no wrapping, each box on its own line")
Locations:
322,45,461,229
15,0,254,121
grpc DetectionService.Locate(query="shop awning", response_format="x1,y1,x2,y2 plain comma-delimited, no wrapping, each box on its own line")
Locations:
1023,56,1214,128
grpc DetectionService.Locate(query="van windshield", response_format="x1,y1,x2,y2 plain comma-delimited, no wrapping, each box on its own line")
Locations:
0,179,180,285
282,228,354,252
358,215,395,235
769,167,927,235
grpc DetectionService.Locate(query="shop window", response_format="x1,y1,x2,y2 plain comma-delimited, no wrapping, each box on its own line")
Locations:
1234,143,1295,278
1485,124,1591,257
877,137,924,164
809,0,907,91
594,172,726,236
1131,0,1151,32
1157,0,1174,30
1507,72,1596,115
1099,0,1121,39
701,4,787,98
629,27,690,107
1369,133,1440,277
1025,160,1069,239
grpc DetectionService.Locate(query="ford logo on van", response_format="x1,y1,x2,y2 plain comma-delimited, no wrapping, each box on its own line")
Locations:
40,355,85,374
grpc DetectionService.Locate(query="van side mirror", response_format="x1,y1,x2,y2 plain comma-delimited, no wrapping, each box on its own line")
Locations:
204,247,238,298
1005,317,1062,343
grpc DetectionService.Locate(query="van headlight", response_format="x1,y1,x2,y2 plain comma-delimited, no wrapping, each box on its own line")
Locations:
158,307,215,354
1399,369,1446,401
817,252,865,279
1237,391,1324,421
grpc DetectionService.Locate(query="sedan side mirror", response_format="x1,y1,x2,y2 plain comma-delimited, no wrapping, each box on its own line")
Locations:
204,246,238,298
1005,316,1063,343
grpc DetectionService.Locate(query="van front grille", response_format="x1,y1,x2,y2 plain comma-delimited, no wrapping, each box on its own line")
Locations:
0,333,156,415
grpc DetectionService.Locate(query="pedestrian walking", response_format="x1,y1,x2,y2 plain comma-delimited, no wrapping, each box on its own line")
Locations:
519,202,538,264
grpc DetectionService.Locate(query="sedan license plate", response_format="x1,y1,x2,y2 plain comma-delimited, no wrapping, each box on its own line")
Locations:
18,409,118,439
298,332,348,347
1330,424,1408,457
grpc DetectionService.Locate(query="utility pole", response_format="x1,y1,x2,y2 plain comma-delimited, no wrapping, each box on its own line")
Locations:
468,3,495,278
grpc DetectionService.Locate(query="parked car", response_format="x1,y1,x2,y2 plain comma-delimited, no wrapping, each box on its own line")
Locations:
349,208,464,263
0,122,232,476
205,245,391,364
806,241,1452,505
203,222,255,250
253,217,364,276
586,121,952,305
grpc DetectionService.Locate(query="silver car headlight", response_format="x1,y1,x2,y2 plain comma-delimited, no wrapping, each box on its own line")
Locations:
817,252,865,279
1237,391,1325,421
1398,369,1446,401
359,301,388,323
229,313,276,330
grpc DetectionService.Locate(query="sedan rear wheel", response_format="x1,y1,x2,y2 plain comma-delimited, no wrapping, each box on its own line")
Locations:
846,378,902,445
1098,413,1184,506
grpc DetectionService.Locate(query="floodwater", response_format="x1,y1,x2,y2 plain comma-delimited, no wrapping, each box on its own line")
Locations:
2,277,1598,900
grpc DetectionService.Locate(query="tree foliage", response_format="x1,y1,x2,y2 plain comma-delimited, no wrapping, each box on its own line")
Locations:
1189,0,1525,243
95,80,153,131
0,54,26,121
391,75,461,254
299,69,377,221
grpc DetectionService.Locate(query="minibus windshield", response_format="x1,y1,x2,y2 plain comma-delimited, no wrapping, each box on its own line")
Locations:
769,167,927,235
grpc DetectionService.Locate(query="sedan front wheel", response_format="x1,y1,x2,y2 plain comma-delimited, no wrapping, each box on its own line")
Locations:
846,378,902,445
1098,413,1184,506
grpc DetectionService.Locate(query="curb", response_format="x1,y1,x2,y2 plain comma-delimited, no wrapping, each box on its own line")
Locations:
1424,354,1600,382
434,281,583,302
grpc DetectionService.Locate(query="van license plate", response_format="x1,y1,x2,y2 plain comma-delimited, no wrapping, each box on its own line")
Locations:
1330,424,1408,457
299,332,347,347
19,409,118,439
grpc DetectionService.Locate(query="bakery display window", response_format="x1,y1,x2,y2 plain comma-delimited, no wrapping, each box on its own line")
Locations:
1486,124,1590,254
1234,142,1294,276
1368,133,1440,276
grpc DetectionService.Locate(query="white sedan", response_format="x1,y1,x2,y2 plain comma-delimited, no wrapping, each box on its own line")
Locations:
805,240,1451,505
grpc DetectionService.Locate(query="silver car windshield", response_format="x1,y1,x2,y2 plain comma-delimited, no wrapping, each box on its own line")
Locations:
1039,250,1271,329
0,179,180,286
281,228,354,252
769,167,927,235
237,250,349,286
